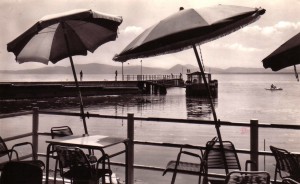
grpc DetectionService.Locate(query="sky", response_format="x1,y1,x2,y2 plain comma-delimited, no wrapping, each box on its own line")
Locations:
0,0,300,71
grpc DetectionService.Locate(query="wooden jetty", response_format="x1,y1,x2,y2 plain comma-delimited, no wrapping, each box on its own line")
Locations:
0,75,184,99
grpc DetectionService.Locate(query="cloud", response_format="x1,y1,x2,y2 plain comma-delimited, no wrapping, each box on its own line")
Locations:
275,21,300,30
243,25,278,36
121,26,143,35
207,42,261,52
243,21,300,36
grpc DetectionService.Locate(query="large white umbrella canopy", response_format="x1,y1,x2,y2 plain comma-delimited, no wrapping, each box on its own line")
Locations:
113,5,265,62
7,9,123,134
113,4,265,173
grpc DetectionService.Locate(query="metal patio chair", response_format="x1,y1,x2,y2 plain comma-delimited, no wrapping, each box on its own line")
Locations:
163,137,255,184
51,126,74,184
0,136,44,170
0,161,43,184
50,126,98,183
51,126,74,139
224,171,270,184
270,146,300,183
56,146,112,184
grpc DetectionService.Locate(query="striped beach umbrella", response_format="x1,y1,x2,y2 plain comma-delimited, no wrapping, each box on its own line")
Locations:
7,9,123,134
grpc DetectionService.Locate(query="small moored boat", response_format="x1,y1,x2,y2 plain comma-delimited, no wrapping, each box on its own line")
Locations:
265,87,283,91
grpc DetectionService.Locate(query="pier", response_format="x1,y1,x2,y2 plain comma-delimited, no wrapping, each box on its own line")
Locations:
0,74,184,99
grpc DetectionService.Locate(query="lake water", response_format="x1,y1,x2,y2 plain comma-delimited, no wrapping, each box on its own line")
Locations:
1,73,299,183
1,73,300,124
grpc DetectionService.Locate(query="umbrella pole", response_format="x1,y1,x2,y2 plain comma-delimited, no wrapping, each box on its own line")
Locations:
62,23,88,135
69,56,89,135
192,44,228,174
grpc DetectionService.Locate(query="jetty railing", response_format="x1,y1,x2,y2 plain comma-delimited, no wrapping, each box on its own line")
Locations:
1,108,300,184
124,74,181,81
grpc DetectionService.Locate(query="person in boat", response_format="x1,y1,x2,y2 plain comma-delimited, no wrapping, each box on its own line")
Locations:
271,84,276,89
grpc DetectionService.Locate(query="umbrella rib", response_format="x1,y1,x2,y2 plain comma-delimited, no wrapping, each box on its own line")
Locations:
62,21,87,50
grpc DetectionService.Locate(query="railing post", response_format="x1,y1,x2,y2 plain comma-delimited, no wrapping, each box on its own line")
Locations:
32,107,39,160
127,113,134,184
250,119,259,171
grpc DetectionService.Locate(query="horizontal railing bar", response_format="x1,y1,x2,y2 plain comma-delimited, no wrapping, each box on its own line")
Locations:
134,140,274,156
110,161,226,179
109,150,126,158
38,132,51,136
258,123,300,129
37,153,46,157
38,110,86,117
110,161,126,167
3,133,32,142
37,110,300,130
0,111,33,119
132,164,166,172
134,140,204,149
39,110,128,120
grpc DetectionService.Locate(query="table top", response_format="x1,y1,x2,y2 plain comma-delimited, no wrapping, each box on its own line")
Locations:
46,135,128,149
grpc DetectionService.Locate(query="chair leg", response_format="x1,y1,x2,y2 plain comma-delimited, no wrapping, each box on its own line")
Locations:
198,174,202,184
274,167,278,184
62,176,66,184
171,170,178,184
109,172,112,184
54,159,58,184
202,166,209,184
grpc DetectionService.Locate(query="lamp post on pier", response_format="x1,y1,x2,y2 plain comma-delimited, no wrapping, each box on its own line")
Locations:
122,61,124,81
140,60,143,81
140,60,143,75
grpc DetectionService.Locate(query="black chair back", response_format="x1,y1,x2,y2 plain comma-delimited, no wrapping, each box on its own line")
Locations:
270,146,300,182
0,161,43,184
0,137,9,158
204,140,241,171
56,146,94,182
51,126,73,139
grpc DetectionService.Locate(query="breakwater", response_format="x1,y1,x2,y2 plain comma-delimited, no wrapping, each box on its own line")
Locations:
0,81,171,99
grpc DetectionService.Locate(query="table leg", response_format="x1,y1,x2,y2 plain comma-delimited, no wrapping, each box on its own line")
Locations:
45,143,51,184
98,149,106,184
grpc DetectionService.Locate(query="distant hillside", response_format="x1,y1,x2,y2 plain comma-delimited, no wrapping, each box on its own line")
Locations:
0,63,166,75
0,63,296,74
167,64,197,73
220,67,295,74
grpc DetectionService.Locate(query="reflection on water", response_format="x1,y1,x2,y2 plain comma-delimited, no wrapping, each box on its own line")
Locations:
90,87,215,120
185,97,217,119
0,87,216,120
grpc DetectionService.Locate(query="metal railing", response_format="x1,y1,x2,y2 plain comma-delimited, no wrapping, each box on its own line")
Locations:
123,74,181,81
1,107,300,183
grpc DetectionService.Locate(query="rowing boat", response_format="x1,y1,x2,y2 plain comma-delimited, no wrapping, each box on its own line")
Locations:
265,88,283,91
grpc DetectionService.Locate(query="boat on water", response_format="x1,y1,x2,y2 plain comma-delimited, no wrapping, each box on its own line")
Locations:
265,84,282,91
265,87,283,91
185,71,218,97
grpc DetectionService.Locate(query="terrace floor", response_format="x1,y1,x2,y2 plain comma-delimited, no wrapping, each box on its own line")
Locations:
43,171,121,184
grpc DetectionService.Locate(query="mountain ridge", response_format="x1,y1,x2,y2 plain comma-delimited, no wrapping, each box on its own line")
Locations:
0,63,296,74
